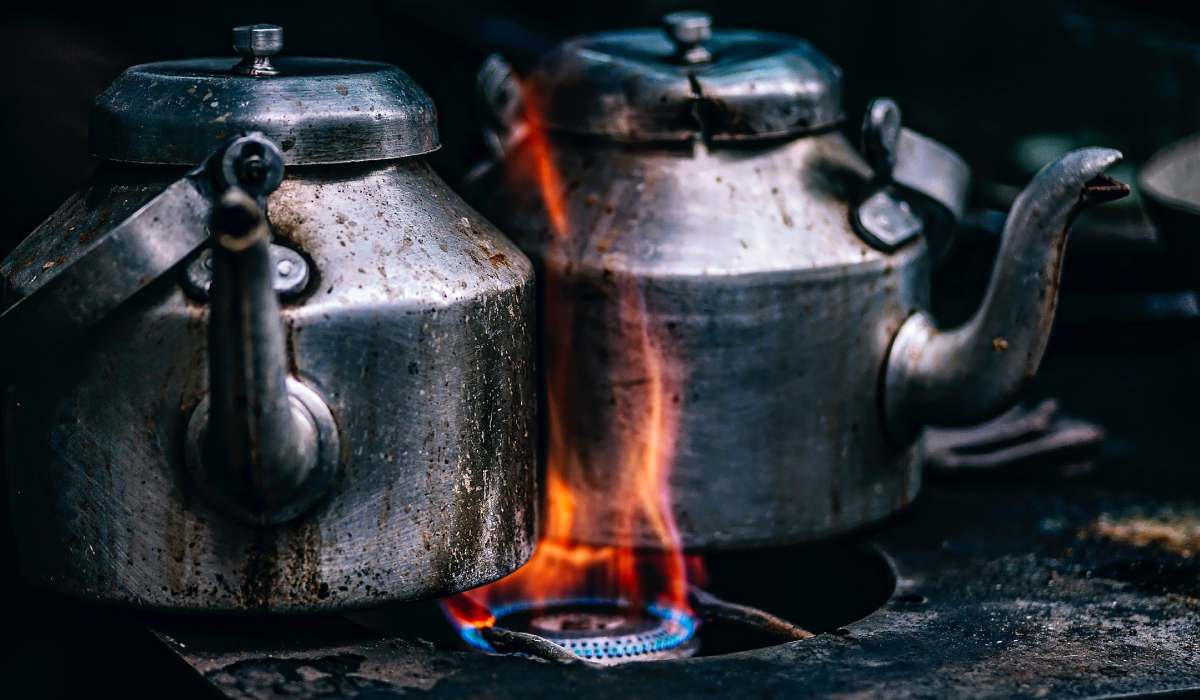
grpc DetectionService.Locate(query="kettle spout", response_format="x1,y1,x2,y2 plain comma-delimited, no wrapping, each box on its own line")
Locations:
883,147,1128,441
186,189,339,526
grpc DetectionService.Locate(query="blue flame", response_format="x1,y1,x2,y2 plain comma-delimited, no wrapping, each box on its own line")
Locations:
447,597,698,660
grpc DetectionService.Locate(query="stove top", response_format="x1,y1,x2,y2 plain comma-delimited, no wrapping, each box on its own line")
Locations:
8,326,1200,698
152,481,1200,698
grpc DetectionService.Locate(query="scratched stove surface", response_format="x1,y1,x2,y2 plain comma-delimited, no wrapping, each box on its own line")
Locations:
157,331,1200,698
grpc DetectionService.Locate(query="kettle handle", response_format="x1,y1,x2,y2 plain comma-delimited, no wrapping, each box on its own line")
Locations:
0,134,283,383
852,98,970,260
0,173,210,381
476,54,527,162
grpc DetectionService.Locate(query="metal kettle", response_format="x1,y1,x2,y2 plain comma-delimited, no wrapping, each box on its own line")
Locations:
0,25,537,612
474,12,1127,549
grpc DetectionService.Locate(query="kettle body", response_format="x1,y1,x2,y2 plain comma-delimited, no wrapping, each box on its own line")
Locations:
1,26,537,612
486,131,925,547
476,14,1125,549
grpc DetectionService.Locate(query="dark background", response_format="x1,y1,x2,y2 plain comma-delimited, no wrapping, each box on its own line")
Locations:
3,1,1200,696
3,0,1200,255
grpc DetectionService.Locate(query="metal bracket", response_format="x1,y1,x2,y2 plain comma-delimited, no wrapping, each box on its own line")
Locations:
182,244,309,301
855,189,923,252
0,132,289,381
851,98,970,257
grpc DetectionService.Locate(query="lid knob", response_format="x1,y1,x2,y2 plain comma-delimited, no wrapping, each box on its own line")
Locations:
233,24,283,76
662,11,713,64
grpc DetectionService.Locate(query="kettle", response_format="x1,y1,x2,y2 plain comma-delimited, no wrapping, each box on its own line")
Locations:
0,25,537,611
474,12,1127,549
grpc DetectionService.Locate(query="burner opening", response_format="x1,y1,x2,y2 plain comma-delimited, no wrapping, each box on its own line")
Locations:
470,599,699,665
692,541,896,656
348,541,896,663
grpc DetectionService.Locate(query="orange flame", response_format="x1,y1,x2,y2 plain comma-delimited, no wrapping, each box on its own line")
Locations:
443,79,698,628
520,92,570,240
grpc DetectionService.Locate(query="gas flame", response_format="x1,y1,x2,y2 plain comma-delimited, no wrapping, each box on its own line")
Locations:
443,79,698,635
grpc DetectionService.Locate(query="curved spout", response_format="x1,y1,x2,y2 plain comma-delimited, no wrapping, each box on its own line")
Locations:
883,148,1128,442
188,189,338,525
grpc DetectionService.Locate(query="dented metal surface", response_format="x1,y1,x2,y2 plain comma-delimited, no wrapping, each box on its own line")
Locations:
518,21,843,143
478,16,1125,549
90,26,439,165
2,27,538,610
485,130,927,548
4,159,537,612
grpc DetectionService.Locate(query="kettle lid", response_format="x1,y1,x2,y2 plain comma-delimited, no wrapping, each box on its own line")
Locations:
525,11,843,143
90,24,439,165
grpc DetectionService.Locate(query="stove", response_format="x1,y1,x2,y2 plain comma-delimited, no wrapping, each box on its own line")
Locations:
59,326,1182,698
0,274,1196,698
476,599,700,664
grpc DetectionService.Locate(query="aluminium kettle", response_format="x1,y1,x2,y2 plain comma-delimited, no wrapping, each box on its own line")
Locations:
0,24,537,612
473,12,1127,549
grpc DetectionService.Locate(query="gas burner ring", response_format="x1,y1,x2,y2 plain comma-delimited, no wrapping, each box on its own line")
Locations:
466,599,699,664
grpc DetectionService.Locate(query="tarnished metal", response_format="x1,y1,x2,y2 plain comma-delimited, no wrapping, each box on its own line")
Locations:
2,27,537,612
519,16,843,143
232,24,284,76
139,340,1200,696
853,98,969,257
688,585,814,641
924,399,1104,476
90,26,439,165
156,443,1200,697
0,170,212,380
486,130,922,548
0,131,297,380
891,130,970,226
662,11,714,64
480,626,588,665
853,189,922,252
185,182,340,526
883,148,1128,440
5,160,537,613
478,16,1125,549
182,244,310,300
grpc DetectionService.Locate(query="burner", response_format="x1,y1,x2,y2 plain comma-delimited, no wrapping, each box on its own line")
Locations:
461,599,699,664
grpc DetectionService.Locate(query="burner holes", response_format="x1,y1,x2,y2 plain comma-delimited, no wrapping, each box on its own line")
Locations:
893,593,928,605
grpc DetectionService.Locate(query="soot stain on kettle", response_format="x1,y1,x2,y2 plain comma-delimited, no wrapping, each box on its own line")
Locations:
163,490,189,598
241,530,279,610
9,146,538,613
282,519,325,604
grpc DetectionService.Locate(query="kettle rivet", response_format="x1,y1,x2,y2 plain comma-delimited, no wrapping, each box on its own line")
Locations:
183,245,310,301
662,11,713,64
232,24,283,76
